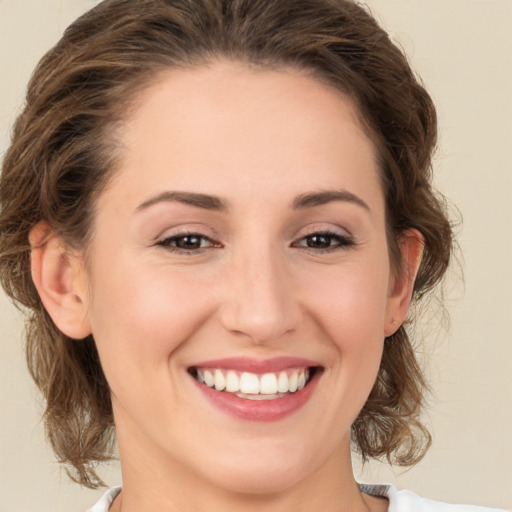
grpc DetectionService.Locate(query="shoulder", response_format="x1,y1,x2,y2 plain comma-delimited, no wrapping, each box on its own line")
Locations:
86,486,121,512
359,484,509,512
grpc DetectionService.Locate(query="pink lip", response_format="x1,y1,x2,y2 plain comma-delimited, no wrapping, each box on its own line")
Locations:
190,356,320,373
188,358,322,422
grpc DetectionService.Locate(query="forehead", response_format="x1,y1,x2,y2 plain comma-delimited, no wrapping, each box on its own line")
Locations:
102,60,382,214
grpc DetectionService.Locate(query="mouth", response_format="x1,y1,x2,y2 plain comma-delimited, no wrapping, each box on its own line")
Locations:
188,366,317,401
187,358,322,421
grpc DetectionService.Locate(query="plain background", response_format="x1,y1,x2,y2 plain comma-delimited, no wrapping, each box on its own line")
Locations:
0,0,511,510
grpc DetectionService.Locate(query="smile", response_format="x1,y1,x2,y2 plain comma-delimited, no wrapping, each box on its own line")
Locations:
188,358,322,421
192,367,312,400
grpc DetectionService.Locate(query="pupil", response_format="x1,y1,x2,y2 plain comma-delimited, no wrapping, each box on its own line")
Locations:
308,235,330,248
178,235,201,249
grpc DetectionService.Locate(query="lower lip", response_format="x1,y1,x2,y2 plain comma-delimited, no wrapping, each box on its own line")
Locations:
191,370,321,422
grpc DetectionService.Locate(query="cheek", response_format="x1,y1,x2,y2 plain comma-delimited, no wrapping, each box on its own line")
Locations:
301,258,390,344
300,258,389,400
86,259,216,391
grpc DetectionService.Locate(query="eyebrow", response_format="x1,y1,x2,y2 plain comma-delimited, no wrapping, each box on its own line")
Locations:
137,191,228,212
292,189,370,211
136,188,369,213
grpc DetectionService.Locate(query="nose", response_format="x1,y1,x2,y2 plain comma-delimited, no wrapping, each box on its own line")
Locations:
218,247,301,345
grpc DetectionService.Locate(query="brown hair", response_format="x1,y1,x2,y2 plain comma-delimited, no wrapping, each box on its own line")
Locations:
0,0,453,488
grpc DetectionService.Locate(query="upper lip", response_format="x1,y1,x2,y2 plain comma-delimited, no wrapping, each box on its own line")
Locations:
189,356,321,374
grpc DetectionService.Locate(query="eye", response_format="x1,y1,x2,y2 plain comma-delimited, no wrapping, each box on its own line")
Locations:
293,231,355,251
155,233,220,252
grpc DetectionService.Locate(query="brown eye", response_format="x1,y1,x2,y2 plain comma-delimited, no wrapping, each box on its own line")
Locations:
156,234,217,252
294,231,355,251
174,235,204,250
306,234,334,249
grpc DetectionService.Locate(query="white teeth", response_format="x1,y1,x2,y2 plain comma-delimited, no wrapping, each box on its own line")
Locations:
240,372,260,394
288,371,298,392
297,370,306,391
225,370,239,392
277,371,289,393
214,369,226,391
236,392,286,400
260,373,278,395
195,367,313,397
204,370,214,387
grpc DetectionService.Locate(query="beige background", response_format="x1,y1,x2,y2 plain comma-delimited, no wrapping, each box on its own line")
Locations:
1,0,511,510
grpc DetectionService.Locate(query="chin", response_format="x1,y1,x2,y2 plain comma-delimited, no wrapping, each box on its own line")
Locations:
208,461,308,495
189,439,315,496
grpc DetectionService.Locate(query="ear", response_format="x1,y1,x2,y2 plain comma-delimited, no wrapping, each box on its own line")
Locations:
384,228,424,337
29,222,92,339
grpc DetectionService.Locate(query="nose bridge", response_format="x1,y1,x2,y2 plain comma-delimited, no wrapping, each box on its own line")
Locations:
220,240,300,344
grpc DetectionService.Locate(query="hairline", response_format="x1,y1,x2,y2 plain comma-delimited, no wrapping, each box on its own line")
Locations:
78,56,399,271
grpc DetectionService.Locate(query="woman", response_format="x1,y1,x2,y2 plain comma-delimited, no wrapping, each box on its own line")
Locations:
0,0,506,511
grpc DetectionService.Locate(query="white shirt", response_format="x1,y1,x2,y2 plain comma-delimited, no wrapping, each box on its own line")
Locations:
87,484,509,511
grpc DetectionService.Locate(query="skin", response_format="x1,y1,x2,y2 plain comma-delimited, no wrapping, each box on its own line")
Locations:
31,61,422,512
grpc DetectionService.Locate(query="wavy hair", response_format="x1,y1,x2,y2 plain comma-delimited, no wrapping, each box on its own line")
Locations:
0,0,453,488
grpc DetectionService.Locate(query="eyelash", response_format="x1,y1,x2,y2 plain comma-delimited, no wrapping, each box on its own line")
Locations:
292,230,356,252
155,233,220,254
155,230,355,254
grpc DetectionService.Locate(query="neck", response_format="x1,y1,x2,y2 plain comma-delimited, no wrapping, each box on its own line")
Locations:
112,430,383,512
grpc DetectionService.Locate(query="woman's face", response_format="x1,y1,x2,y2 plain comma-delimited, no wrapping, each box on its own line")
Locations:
76,61,404,494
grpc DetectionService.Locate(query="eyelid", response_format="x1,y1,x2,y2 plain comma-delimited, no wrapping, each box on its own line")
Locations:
154,230,223,253
152,221,219,240
294,222,353,240
292,227,357,251
152,224,356,254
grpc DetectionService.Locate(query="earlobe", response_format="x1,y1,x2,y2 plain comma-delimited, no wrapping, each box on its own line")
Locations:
30,222,91,339
384,228,424,337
